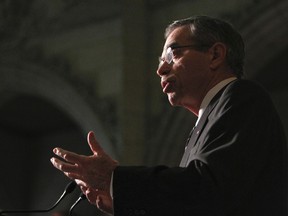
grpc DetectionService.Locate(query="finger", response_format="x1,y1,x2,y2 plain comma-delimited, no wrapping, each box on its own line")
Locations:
75,179,88,188
50,157,78,173
87,131,104,155
79,185,88,193
86,188,99,205
65,172,81,180
74,180,91,195
53,148,83,164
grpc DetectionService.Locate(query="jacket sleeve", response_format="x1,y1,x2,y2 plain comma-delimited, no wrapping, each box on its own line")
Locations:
112,80,287,216
113,163,216,216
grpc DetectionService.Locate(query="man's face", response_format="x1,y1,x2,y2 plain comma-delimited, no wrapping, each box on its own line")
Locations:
157,25,212,114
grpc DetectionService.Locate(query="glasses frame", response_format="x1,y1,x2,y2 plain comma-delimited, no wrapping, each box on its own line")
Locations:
158,44,206,67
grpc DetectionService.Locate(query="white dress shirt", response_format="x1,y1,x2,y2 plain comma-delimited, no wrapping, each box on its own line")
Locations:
195,77,237,126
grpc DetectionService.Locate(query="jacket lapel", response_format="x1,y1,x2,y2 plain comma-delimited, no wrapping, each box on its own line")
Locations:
179,88,225,167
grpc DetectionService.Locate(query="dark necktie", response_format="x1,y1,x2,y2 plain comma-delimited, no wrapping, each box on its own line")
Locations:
179,125,198,167
179,85,227,167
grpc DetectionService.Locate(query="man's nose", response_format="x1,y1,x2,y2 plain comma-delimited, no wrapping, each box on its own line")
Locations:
156,61,171,77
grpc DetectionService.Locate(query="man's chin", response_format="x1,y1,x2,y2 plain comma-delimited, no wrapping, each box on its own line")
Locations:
168,94,180,107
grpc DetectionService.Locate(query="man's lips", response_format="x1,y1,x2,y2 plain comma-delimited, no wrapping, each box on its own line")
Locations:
161,79,176,93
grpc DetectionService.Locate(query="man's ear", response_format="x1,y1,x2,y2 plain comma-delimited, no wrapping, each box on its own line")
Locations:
209,42,227,70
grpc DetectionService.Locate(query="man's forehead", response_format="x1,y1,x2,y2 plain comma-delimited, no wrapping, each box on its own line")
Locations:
163,25,192,50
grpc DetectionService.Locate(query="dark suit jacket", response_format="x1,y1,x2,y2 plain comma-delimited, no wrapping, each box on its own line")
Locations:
113,79,287,216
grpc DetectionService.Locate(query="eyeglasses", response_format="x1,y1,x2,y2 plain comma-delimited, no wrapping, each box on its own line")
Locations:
158,44,203,67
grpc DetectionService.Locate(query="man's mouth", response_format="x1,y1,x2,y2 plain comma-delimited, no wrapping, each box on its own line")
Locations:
162,80,175,93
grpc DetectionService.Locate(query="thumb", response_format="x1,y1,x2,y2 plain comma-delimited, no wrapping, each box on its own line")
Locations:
87,131,104,155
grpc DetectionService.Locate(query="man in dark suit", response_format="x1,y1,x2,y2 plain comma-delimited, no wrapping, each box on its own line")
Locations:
51,16,287,216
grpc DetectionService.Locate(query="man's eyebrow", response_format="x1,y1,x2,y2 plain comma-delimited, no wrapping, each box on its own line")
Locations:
165,42,179,50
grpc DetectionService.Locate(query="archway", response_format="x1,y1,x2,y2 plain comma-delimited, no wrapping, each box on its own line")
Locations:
0,94,84,211
0,64,112,215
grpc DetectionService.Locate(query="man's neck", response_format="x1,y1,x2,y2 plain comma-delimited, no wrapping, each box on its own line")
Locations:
195,77,237,125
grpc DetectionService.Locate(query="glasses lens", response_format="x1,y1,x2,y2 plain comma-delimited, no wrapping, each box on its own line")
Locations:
166,47,173,64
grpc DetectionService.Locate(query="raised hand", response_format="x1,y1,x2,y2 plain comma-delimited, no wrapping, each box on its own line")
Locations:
50,131,118,214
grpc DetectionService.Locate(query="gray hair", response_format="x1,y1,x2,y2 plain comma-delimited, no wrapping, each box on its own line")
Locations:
165,16,245,78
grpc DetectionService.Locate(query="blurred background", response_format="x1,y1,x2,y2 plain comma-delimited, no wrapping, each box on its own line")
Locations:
0,0,287,215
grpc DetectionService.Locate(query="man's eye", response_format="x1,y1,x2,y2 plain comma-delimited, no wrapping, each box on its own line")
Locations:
171,49,181,56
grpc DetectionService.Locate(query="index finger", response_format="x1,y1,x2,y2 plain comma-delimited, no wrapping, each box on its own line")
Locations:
53,147,83,164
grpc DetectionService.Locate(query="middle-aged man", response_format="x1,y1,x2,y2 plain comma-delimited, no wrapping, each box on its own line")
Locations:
50,16,287,216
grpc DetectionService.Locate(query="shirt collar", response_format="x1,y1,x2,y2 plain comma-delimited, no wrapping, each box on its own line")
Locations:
195,77,237,126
